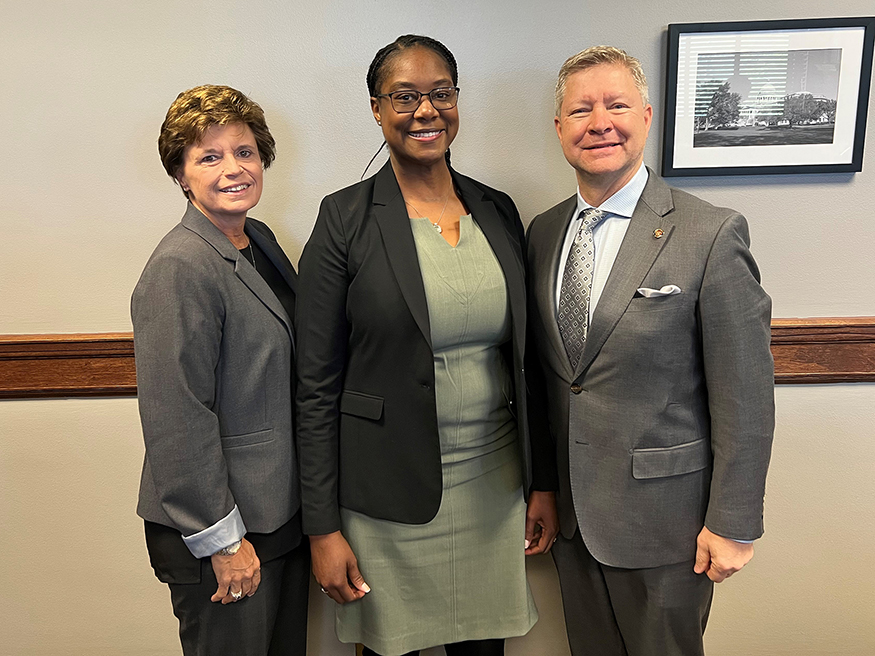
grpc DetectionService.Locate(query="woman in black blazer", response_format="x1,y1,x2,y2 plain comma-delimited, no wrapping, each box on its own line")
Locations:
295,36,558,656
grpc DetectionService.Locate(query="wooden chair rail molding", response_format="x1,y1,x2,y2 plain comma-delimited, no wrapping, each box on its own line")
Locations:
770,317,875,384
0,333,136,399
1,317,874,399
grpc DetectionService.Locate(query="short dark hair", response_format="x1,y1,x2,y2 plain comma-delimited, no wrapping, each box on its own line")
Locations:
158,85,276,197
367,35,458,97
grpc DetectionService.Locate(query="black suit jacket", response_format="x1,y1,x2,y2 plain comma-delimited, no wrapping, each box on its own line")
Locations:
296,161,552,535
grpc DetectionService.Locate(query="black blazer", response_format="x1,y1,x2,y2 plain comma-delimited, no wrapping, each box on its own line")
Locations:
296,161,550,535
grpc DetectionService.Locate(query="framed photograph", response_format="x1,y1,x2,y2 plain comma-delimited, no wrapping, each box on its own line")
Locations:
662,17,875,176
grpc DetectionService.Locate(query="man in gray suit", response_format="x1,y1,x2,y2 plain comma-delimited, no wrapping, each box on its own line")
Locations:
526,46,775,655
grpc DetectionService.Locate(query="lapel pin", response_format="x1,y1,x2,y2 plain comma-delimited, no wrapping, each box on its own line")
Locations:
653,229,664,239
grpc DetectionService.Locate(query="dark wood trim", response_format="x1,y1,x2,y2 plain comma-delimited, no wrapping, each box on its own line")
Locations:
0,333,136,398
1,317,874,399
771,317,875,384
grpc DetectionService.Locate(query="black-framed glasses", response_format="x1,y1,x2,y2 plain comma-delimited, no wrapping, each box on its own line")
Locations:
375,87,460,113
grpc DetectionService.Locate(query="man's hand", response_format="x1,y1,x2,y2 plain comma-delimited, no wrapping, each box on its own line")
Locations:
525,490,559,555
694,526,754,582
210,538,261,604
310,531,370,604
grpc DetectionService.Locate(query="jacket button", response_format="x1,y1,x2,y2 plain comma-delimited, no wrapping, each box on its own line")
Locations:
570,384,583,394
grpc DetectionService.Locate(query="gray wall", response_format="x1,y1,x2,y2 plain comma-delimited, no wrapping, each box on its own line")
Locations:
2,0,873,653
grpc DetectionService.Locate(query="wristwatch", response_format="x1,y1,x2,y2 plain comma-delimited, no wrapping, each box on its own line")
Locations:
214,540,242,556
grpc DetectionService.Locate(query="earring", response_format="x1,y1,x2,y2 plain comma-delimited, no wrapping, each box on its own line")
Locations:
377,121,382,126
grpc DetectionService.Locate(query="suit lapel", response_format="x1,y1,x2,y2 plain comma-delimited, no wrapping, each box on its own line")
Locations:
247,224,298,293
181,203,293,339
246,223,297,348
536,196,578,380
454,173,526,361
574,171,675,379
372,162,433,347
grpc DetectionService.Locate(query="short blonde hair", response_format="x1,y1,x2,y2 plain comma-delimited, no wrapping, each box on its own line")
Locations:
158,85,276,197
554,46,649,116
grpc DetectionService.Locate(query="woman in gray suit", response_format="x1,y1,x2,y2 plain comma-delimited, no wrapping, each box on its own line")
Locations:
131,85,308,656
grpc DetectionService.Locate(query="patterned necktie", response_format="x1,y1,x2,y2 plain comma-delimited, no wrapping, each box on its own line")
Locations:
558,207,606,368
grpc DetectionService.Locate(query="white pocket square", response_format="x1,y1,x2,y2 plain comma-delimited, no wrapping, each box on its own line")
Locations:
637,284,682,298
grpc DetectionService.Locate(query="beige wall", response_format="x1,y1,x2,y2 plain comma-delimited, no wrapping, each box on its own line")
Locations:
2,0,873,653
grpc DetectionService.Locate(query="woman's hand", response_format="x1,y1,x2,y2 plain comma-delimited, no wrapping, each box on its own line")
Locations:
310,531,370,604
210,538,261,604
524,490,559,555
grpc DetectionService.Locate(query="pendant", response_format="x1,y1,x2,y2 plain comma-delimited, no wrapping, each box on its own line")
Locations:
433,223,442,234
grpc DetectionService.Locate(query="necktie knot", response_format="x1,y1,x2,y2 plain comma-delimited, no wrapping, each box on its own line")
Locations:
580,207,605,232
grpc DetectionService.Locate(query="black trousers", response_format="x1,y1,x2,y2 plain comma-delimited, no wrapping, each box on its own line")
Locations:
362,638,505,656
551,530,713,656
166,538,310,656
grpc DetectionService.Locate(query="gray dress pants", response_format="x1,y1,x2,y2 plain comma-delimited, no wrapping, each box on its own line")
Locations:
552,530,713,656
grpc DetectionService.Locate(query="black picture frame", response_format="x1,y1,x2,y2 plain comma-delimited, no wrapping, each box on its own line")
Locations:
662,17,875,177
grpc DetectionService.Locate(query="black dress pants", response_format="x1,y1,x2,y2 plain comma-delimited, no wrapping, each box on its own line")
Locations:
362,638,505,656
167,538,310,656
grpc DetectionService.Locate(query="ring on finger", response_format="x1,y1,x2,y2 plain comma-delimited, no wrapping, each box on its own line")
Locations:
320,587,329,595
231,590,243,600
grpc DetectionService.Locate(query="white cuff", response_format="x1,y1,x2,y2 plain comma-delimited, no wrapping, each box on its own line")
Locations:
181,506,246,558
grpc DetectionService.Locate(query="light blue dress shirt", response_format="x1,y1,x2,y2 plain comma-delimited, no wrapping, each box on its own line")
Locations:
553,163,648,316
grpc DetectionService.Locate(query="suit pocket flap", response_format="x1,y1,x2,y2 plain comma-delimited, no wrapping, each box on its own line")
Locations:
221,428,273,448
339,390,384,420
632,438,710,479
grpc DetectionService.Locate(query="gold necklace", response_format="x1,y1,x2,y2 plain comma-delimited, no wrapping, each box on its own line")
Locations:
405,187,452,234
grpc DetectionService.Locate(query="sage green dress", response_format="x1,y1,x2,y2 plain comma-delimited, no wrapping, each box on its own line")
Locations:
336,215,537,655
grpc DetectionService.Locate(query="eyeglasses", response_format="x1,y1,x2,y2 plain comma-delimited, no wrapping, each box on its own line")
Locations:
375,87,460,113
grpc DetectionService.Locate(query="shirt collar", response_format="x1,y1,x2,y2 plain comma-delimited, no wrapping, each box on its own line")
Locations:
575,163,649,219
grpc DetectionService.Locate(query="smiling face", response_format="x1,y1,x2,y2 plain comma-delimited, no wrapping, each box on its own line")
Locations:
555,64,652,202
176,122,264,227
370,46,459,171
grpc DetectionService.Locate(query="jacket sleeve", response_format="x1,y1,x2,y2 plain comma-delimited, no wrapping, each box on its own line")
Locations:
132,248,245,557
523,214,560,492
699,213,775,541
295,195,351,535
526,340,559,492
490,188,559,493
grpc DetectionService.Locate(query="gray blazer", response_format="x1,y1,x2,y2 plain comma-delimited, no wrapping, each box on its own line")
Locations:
527,171,775,569
133,203,299,554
